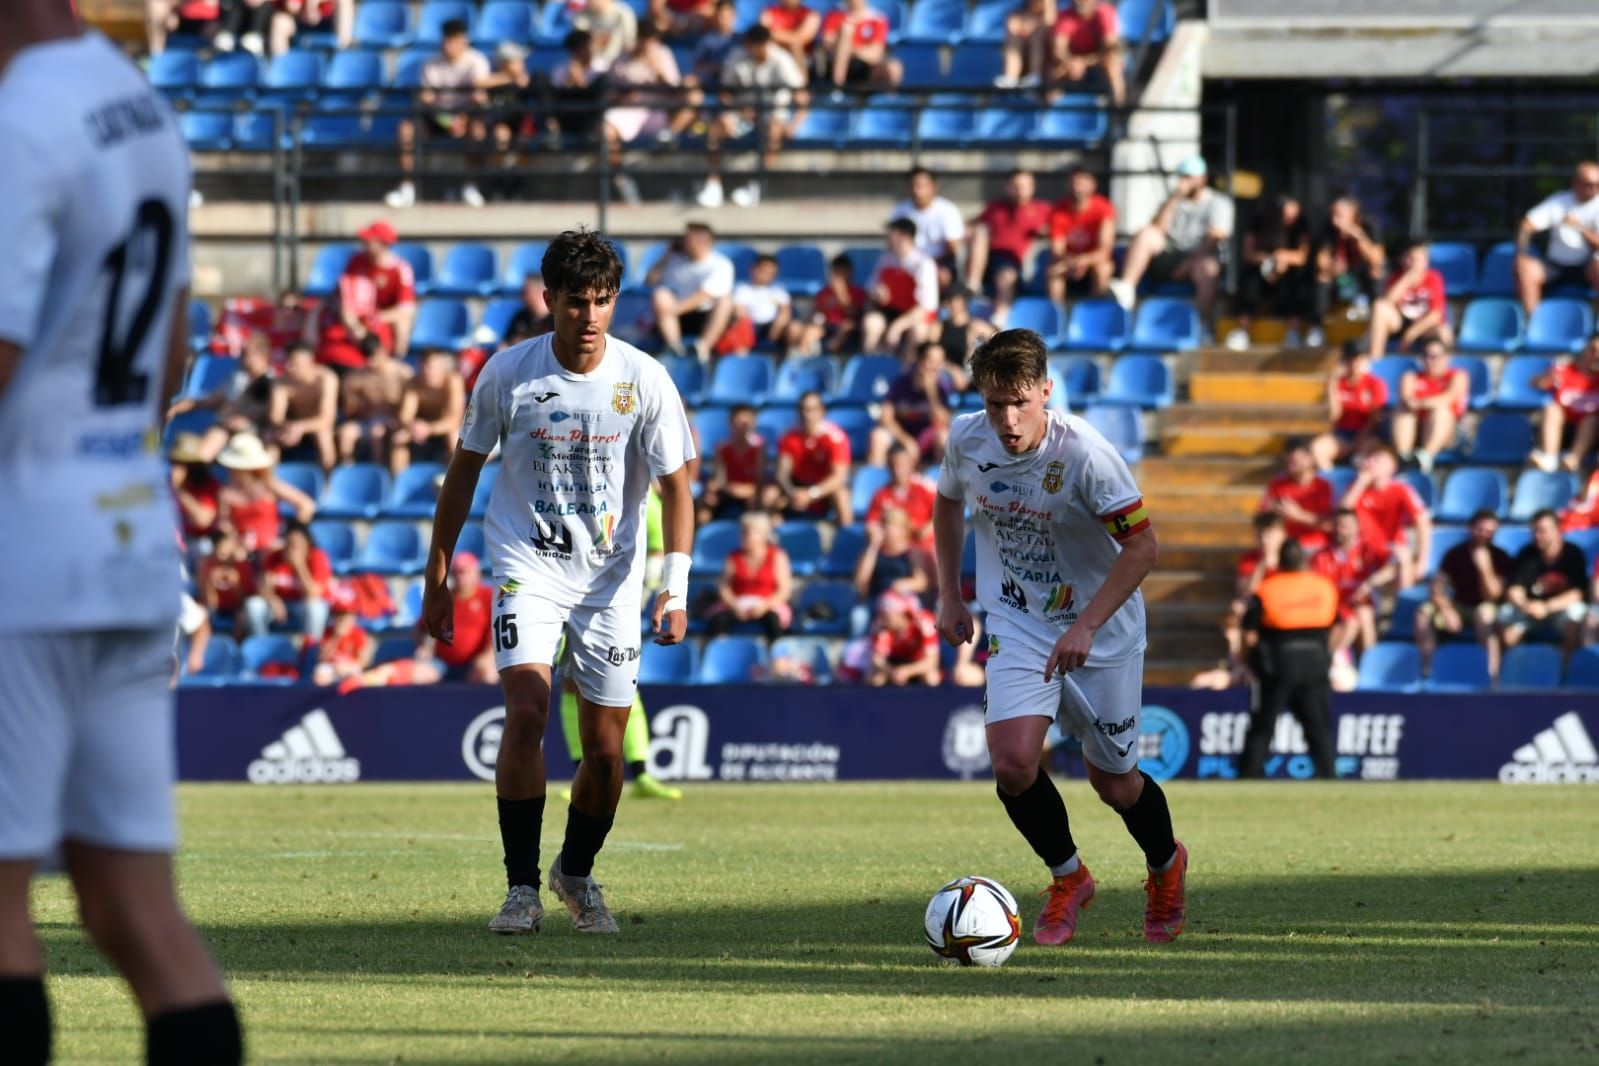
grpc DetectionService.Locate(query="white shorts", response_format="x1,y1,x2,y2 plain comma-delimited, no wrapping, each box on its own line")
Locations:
0,627,177,859
492,589,640,707
984,640,1145,775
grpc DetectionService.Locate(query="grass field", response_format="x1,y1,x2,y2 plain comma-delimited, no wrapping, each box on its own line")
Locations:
31,781,1599,1064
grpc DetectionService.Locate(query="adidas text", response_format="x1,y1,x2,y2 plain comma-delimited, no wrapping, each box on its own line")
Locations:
248,709,362,785
1499,712,1598,785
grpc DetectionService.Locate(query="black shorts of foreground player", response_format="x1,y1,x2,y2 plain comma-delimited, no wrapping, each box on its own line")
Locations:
423,229,696,937
932,328,1189,947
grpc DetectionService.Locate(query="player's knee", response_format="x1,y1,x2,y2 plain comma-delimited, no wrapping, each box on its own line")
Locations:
990,751,1037,795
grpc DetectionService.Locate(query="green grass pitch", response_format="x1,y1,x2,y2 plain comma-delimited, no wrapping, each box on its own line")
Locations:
31,781,1599,1064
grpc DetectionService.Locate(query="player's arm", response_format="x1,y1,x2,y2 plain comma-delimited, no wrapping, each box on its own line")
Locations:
651,462,694,644
159,285,194,413
932,491,973,646
1047,523,1157,679
423,446,490,643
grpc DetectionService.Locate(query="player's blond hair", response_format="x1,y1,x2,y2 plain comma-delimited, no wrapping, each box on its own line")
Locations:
969,329,1049,395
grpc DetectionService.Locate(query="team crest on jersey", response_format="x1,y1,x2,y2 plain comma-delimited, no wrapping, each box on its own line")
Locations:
1042,461,1065,494
612,382,637,415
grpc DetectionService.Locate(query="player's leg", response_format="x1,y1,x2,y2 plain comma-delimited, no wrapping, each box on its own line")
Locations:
625,695,682,799
0,860,49,1066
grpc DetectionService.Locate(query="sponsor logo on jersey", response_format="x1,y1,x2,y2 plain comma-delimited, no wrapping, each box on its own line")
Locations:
612,381,637,415
248,709,361,785
79,430,154,459
538,480,606,494
549,409,607,425
1042,461,1065,493
497,579,521,603
591,513,618,555
999,576,1028,612
529,426,624,444
532,392,560,403
1500,711,1598,783
989,481,1010,493
975,495,1053,522
1043,585,1074,613
941,706,991,779
977,462,1000,472
987,633,1000,657
606,645,641,666
1137,706,1190,782
533,499,609,516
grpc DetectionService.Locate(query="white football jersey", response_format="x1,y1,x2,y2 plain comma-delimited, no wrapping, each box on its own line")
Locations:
0,33,191,634
460,333,694,607
938,409,1148,665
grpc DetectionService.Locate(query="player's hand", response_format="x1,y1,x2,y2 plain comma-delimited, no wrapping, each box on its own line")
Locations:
1045,623,1097,679
423,582,455,645
936,596,974,647
652,590,688,645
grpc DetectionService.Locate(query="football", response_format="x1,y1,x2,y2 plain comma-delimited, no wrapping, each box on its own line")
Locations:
923,876,1022,967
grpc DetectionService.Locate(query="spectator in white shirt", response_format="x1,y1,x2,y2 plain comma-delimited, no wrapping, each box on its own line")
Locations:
890,166,966,283
1516,160,1599,315
862,217,940,355
573,0,638,68
1111,155,1234,328
649,222,737,358
697,26,810,210
721,253,794,354
385,19,492,208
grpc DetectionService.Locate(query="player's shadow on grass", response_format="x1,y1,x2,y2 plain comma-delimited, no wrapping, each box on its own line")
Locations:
38,867,1599,1006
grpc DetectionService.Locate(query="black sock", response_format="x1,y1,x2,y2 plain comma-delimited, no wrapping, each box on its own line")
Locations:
627,759,647,779
996,769,1077,869
498,795,545,889
1117,771,1177,869
0,976,50,1066
147,1000,242,1066
558,805,615,879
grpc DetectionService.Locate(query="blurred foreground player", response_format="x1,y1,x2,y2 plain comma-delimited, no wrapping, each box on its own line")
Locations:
933,329,1187,947
0,5,241,1063
424,229,695,936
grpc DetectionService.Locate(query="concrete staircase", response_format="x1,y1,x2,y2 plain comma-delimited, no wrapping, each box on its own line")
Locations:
1139,346,1336,685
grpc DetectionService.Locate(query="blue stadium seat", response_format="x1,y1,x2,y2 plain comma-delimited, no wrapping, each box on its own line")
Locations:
776,521,823,576
1355,642,1421,692
533,0,575,44
692,519,741,572
1428,241,1478,296
821,525,869,577
319,463,390,519
853,100,912,147
790,108,851,149
354,1,411,48
1436,468,1507,522
904,0,965,44
309,520,356,572
842,245,881,283
948,49,1003,87
774,245,826,297
755,407,797,450
432,243,498,297
659,355,706,407
455,522,488,568
1007,297,1068,348
1099,355,1174,409
1510,470,1578,521
275,462,325,515
1451,355,1493,410
1494,525,1533,559
974,107,1038,144
1425,644,1491,693
365,635,414,667
180,634,239,684
181,111,232,151
1565,646,1599,688
469,463,499,518
1457,298,1526,353
1400,470,1436,510
148,51,201,97
415,1,476,47
1323,465,1356,503
961,0,1012,43
1064,299,1129,351
1050,355,1101,400
834,355,900,403
1385,585,1431,639
1500,644,1563,690
299,106,367,148
231,111,286,151
478,298,521,344
163,408,217,441
1370,356,1416,408
1118,0,1175,43
609,288,653,347
184,354,235,398
897,43,943,88
639,640,700,685
1128,297,1201,352
1470,412,1534,464
239,635,302,682
1083,404,1143,462
697,636,769,683
693,408,731,457
473,0,536,48
772,356,837,403
409,299,471,351
768,636,834,684
1035,99,1108,147
384,462,445,519
322,50,383,96
1476,241,1517,297
352,521,426,576
1494,356,1552,410
851,466,892,521
795,581,857,635
722,243,759,285
827,406,876,459
1567,527,1599,564
500,240,549,293
1518,298,1593,355
389,242,435,294
199,52,262,99
187,299,212,351
705,355,775,407
263,51,324,103
390,47,434,93
962,531,977,579
1424,526,1469,575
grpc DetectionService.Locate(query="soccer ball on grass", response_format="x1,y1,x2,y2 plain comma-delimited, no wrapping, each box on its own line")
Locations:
923,876,1021,967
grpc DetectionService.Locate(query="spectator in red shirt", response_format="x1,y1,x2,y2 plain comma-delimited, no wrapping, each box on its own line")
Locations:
761,0,820,67
965,168,1052,325
311,584,375,687
170,433,222,543
867,444,938,546
793,253,867,356
1533,334,1599,473
1311,342,1389,471
862,218,940,356
1045,166,1116,305
868,591,941,686
699,404,767,523
434,552,498,683
244,519,334,638
996,0,1055,89
820,0,901,89
1314,508,1396,660
198,529,258,637
1050,0,1124,107
270,0,354,56
1367,241,1453,358
1392,338,1469,473
317,221,418,369
767,391,852,520
1415,509,1510,678
1341,446,1432,589
216,432,318,554
706,510,794,641
1259,439,1333,550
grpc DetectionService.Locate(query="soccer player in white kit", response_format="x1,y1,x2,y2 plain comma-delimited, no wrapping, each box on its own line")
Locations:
933,329,1189,946
424,229,696,935
0,5,242,1064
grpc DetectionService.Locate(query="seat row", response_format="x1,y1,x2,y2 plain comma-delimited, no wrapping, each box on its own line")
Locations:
1357,643,1599,693
1320,466,1581,532
1369,353,1567,413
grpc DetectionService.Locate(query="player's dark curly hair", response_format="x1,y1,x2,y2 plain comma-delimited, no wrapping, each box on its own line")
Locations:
969,328,1049,394
541,228,624,299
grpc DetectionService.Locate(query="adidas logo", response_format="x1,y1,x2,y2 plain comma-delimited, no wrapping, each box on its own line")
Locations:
1499,712,1598,785
248,709,362,785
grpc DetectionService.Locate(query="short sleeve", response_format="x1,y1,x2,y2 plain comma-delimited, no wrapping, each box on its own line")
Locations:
914,258,940,312
772,286,792,307
640,360,696,477
1079,429,1149,540
458,353,504,455
827,425,850,466
1207,194,1235,238
704,255,735,298
936,431,964,500
1526,193,1565,231
1427,269,1446,308
939,201,967,242
0,140,63,349
1099,3,1120,39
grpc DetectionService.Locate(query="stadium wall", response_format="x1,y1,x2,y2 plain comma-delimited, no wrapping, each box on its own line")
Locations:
178,686,1598,786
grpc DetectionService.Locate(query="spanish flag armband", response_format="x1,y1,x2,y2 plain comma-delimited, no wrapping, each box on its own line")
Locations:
1101,499,1151,541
